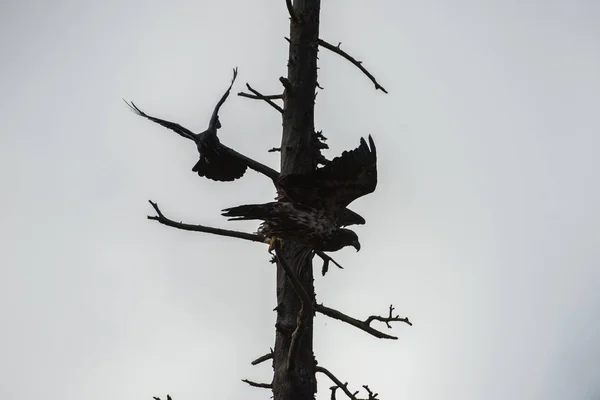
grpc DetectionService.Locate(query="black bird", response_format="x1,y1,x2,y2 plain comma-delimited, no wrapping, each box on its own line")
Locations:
124,68,248,182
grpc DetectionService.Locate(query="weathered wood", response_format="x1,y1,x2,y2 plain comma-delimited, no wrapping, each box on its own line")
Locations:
273,1,321,400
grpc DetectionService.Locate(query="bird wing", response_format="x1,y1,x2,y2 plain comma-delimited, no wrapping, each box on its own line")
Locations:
123,100,196,141
207,67,238,131
278,135,377,210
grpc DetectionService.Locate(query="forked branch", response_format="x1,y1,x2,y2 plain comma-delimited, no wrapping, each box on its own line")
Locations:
317,366,379,400
238,84,283,113
318,39,388,93
316,304,411,340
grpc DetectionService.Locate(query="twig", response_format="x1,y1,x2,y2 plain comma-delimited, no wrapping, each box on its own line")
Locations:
274,249,314,371
279,77,292,92
365,305,411,329
315,304,411,340
330,386,339,400
362,385,378,400
286,0,299,23
268,147,281,153
238,84,283,113
147,200,265,243
242,379,272,389
316,366,362,400
238,92,283,100
317,39,388,93
251,350,274,366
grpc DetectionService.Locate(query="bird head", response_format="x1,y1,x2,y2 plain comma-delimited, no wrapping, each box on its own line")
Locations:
340,229,361,252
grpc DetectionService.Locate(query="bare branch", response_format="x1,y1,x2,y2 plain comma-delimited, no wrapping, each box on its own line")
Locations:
364,305,411,329
148,202,341,278
286,0,299,23
317,367,381,400
330,386,339,400
147,200,266,243
251,350,274,366
242,379,272,389
238,84,283,113
362,385,379,400
268,147,281,153
315,304,411,340
316,367,360,400
318,39,388,93
238,92,283,100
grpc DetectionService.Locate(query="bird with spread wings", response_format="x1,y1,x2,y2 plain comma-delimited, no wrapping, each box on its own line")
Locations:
124,68,248,182
221,135,377,253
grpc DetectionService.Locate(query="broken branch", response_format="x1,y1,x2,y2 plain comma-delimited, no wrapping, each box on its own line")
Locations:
238,92,283,100
251,350,274,366
318,39,388,93
238,84,283,113
315,304,411,340
242,379,272,389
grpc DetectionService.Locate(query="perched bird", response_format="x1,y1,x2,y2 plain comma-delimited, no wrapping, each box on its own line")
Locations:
223,135,377,253
124,68,248,182
221,202,361,253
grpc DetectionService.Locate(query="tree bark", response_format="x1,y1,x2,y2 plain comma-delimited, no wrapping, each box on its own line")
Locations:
272,1,321,400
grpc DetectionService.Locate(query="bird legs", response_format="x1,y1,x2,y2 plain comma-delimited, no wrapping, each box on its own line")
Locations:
268,236,284,253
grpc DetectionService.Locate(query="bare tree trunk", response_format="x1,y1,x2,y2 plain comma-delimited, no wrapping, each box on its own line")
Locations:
272,1,321,400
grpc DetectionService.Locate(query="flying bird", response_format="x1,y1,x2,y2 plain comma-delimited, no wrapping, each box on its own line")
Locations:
222,135,377,253
221,202,361,253
124,68,248,182
276,135,377,227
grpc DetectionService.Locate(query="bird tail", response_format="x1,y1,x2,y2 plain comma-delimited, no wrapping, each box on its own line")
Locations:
221,202,279,221
192,147,248,182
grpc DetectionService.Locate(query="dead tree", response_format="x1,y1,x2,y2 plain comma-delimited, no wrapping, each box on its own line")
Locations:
140,2,410,400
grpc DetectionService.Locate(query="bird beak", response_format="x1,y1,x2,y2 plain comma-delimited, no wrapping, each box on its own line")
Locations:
353,241,361,252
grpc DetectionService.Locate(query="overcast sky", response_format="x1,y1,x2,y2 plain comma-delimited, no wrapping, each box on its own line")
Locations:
1,1,599,399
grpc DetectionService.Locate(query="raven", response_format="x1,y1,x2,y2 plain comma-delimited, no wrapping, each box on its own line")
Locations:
124,68,247,182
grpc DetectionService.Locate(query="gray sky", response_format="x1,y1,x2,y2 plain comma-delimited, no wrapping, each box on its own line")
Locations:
1,0,599,399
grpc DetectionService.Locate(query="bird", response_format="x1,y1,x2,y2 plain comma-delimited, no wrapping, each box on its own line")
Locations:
222,135,377,253
221,202,361,253
276,134,377,227
124,68,248,182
